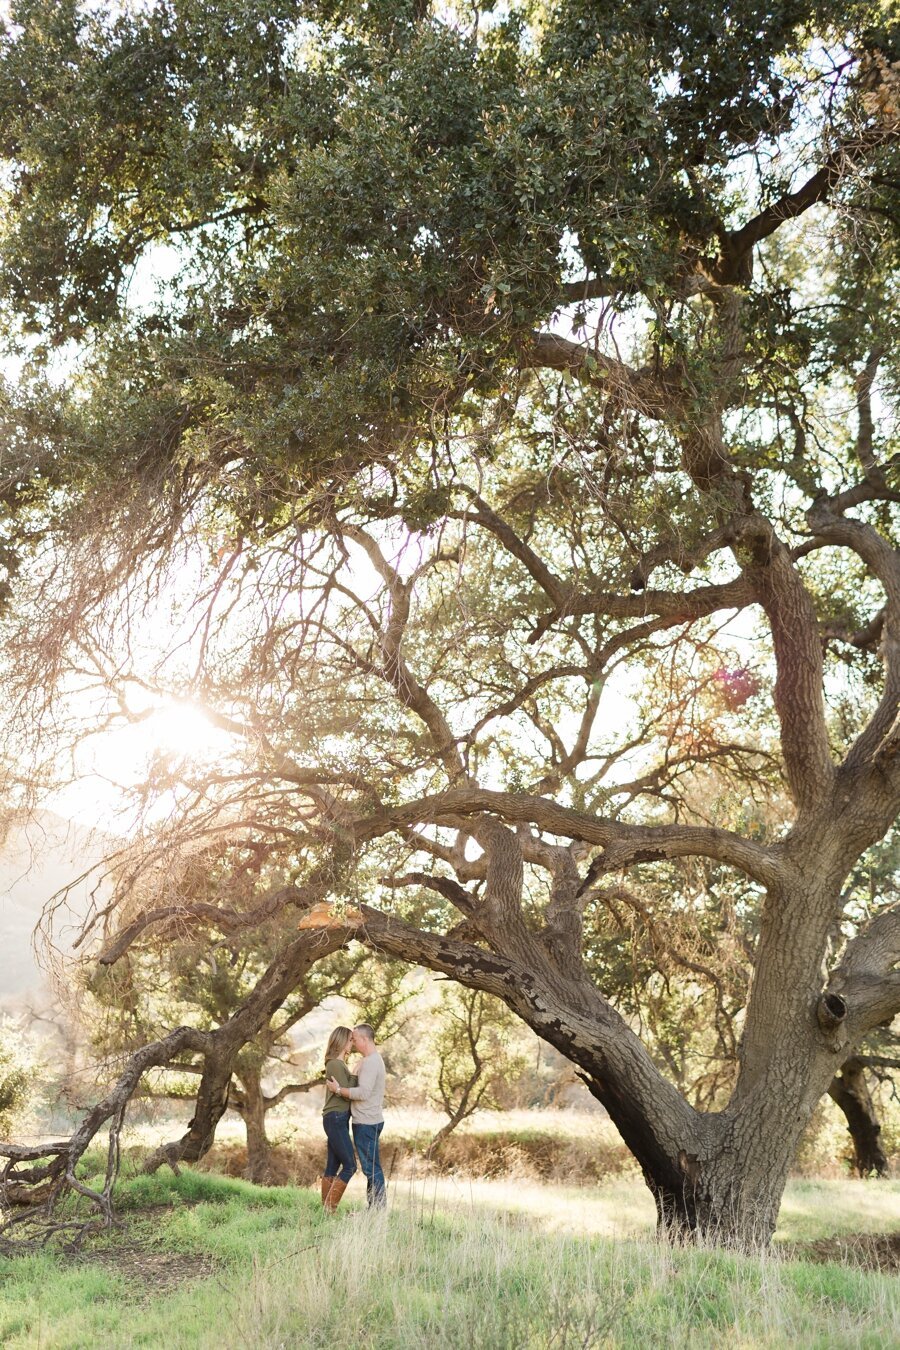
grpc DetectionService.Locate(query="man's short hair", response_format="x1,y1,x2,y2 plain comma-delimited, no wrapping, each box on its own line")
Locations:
354,1023,375,1042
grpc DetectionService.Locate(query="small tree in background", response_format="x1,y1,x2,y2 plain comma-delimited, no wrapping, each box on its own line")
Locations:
85,930,369,1182
427,987,525,1156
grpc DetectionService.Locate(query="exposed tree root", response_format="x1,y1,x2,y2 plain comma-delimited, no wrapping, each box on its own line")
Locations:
0,1026,208,1248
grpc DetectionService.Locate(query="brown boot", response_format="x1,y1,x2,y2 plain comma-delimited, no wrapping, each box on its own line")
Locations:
323,1177,348,1214
321,1176,334,1206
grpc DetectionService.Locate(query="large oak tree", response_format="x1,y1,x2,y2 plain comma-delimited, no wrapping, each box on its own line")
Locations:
2,0,900,1244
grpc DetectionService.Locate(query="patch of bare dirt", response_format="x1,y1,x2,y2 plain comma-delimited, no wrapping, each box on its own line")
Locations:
790,1232,900,1274
74,1222,220,1297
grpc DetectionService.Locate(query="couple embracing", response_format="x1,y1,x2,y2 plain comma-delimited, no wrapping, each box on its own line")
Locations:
320,1023,386,1214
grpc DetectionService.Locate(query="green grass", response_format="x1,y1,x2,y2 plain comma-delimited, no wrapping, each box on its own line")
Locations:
1,1173,898,1348
775,1178,900,1241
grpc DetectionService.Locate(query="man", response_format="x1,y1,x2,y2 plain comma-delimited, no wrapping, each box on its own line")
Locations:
325,1023,387,1208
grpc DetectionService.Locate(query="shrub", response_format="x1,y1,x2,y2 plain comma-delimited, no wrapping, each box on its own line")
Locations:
0,1019,38,1136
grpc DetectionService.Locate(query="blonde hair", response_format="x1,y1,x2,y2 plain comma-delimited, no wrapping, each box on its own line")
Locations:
324,1025,353,1064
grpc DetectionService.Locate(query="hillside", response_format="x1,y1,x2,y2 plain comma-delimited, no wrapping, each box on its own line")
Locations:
0,812,116,1011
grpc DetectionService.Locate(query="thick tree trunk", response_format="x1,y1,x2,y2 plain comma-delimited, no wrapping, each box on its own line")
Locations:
653,1113,802,1244
235,1069,272,1183
828,1058,888,1177
633,863,850,1245
583,1068,812,1245
632,854,892,1241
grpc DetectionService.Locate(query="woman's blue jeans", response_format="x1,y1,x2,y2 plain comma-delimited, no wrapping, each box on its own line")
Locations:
352,1121,386,1207
322,1110,357,1183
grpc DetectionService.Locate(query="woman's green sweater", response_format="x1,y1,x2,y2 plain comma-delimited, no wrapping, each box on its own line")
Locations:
323,1058,357,1114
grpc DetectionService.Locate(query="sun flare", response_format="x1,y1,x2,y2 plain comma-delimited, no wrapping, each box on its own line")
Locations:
140,701,226,762
105,687,234,779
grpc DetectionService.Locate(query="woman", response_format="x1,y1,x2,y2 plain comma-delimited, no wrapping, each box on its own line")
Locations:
321,1025,358,1212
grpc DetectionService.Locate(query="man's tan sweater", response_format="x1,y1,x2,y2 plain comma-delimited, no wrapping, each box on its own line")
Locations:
346,1050,385,1124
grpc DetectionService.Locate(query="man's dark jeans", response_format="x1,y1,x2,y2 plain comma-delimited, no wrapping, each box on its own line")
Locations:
352,1121,386,1207
323,1110,357,1184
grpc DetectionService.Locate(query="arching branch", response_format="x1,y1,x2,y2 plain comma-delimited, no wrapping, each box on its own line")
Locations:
522,332,676,419
363,787,783,889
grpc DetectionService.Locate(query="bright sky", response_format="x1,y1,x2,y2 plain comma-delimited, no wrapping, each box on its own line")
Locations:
38,533,761,836
46,693,234,830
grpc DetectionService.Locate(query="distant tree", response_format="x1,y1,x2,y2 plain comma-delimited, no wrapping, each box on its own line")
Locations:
86,931,368,1182
0,1021,33,1136
426,986,525,1156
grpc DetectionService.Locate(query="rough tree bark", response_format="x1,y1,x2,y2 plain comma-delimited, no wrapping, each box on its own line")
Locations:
233,1067,271,1183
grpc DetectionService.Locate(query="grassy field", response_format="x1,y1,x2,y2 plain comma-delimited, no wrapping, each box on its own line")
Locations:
1,1170,899,1348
